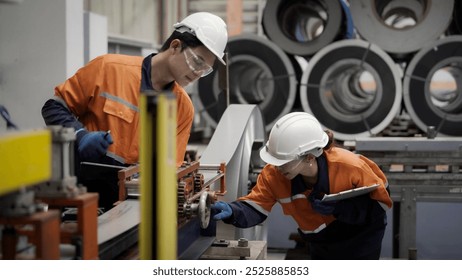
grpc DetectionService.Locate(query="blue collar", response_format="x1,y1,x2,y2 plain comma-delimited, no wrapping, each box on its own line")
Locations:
141,53,175,92
141,54,154,91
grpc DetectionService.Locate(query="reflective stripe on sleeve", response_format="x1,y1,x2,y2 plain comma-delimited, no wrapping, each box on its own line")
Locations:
299,223,327,234
241,200,270,216
277,193,307,204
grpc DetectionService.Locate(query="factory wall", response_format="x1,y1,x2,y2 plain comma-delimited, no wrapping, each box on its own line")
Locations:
0,0,84,130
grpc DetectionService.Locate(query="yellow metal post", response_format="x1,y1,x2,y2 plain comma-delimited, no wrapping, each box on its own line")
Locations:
0,130,51,195
139,92,177,260
139,94,153,259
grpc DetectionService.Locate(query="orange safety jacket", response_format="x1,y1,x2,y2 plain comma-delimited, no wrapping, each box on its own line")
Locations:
54,54,193,167
234,147,392,234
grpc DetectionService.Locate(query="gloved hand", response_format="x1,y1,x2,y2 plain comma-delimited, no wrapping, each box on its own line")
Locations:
211,201,233,221
77,130,113,161
308,194,336,215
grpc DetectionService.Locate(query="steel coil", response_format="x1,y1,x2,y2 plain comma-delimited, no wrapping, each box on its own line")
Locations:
350,0,454,59
299,39,402,141
403,36,462,136
197,34,300,132
261,0,346,57
200,104,266,241
447,0,462,35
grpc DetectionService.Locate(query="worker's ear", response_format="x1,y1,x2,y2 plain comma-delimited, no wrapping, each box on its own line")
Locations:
170,39,182,53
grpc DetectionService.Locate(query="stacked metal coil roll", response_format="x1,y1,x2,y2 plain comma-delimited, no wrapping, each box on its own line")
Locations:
197,34,301,132
196,0,351,132
349,0,454,61
403,36,462,136
261,0,353,57
446,0,462,35
299,39,402,140
196,0,461,139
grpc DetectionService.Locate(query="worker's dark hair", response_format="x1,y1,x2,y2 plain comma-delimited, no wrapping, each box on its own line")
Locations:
159,30,204,52
323,129,338,150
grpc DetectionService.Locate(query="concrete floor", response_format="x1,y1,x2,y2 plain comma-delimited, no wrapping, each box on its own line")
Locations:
266,248,288,260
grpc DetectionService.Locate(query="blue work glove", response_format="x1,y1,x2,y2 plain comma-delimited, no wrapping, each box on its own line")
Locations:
76,130,113,161
211,201,233,221
308,193,336,215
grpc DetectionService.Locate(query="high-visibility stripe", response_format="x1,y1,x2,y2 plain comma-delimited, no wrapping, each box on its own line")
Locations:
278,193,307,204
242,200,270,216
100,92,139,112
299,223,327,234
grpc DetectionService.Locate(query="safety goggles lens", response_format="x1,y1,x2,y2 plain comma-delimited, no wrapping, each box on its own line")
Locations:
277,159,303,172
183,48,213,77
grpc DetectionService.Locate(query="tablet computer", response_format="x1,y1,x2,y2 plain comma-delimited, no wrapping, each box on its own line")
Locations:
321,184,380,202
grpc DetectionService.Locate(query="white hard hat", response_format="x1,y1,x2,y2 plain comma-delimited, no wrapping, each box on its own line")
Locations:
260,112,329,166
173,12,228,65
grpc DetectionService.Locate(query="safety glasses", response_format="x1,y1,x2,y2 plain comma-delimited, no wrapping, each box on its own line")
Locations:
277,159,303,172
276,159,304,180
183,47,213,77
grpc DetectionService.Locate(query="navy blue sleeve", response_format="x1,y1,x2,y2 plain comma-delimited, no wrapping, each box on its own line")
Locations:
333,194,385,225
42,99,85,132
222,201,267,228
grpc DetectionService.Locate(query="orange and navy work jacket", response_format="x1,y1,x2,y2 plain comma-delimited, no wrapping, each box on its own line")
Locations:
44,54,193,167
225,147,392,234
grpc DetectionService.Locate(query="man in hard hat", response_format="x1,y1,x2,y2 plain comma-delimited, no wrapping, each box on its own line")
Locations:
41,12,228,211
212,112,392,259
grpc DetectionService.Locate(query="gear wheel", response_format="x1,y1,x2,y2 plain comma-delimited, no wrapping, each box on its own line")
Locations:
198,191,212,229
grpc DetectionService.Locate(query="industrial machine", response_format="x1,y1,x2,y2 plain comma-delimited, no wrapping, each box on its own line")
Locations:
355,136,462,259
176,161,226,230
97,159,228,260
0,69,267,260
98,89,266,260
0,125,99,260
0,128,57,259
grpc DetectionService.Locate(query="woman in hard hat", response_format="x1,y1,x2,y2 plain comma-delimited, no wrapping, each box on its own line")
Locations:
212,112,392,259
41,12,228,211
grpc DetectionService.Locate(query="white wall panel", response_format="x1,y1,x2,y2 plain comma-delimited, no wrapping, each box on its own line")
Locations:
85,0,158,45
84,11,108,63
0,0,84,130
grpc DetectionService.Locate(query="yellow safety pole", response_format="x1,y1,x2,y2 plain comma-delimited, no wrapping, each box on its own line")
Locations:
156,93,177,259
0,129,51,195
139,92,177,260
139,93,153,259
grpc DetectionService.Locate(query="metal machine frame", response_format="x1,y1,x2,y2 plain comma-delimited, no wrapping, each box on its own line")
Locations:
355,137,462,259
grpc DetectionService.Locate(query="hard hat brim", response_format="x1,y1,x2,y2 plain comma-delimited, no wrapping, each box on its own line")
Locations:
216,56,226,65
259,146,292,166
259,130,328,166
